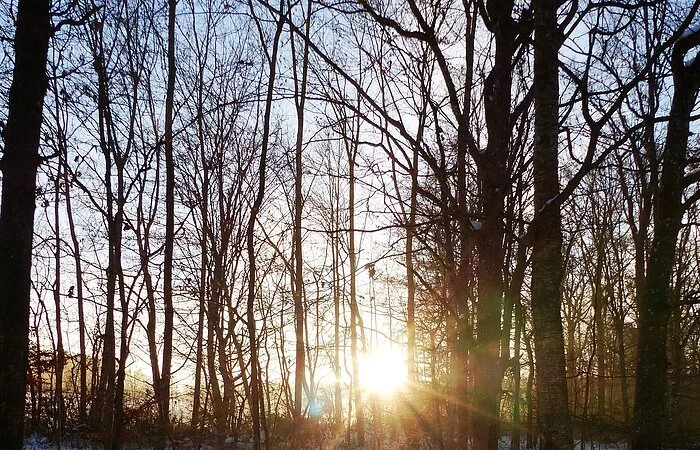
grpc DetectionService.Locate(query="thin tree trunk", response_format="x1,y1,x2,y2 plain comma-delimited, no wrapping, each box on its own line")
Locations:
63,154,87,424
406,144,418,383
192,96,209,438
245,3,285,447
111,160,128,450
159,0,177,445
511,299,523,450
524,328,535,449
346,105,364,448
89,27,118,444
53,164,65,448
332,181,342,423
290,0,312,422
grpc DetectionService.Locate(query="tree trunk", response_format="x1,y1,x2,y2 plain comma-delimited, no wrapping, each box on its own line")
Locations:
89,28,117,442
158,0,177,445
291,0,312,422
631,35,700,450
332,181,343,424
0,0,51,445
472,1,513,445
53,164,65,446
63,155,87,424
245,3,285,447
406,144,418,383
348,125,364,448
530,1,573,448
111,160,128,450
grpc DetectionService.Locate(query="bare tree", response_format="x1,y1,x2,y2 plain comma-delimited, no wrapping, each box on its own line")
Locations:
632,25,700,450
0,0,51,446
246,0,285,446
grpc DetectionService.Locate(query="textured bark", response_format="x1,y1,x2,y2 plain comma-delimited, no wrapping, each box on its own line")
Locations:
530,0,573,448
0,0,51,446
631,34,700,450
472,1,514,448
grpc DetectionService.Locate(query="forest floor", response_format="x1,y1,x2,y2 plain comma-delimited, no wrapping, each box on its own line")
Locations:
23,433,633,450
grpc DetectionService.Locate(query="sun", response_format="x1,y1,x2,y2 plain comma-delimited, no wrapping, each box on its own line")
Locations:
359,348,407,396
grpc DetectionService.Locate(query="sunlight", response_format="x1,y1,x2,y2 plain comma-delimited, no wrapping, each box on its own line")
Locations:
359,348,407,396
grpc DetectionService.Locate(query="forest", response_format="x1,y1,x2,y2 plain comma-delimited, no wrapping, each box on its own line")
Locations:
0,0,699,449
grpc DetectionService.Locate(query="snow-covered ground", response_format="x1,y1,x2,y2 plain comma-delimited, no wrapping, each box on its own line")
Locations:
24,433,632,450
24,434,98,450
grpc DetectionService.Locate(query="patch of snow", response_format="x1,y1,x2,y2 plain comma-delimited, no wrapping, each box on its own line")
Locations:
681,22,700,38
538,196,558,214
23,433,98,450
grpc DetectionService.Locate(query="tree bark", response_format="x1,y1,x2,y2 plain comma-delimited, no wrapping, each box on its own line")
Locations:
530,0,573,448
631,32,700,450
0,0,51,446
472,1,514,447
158,0,177,445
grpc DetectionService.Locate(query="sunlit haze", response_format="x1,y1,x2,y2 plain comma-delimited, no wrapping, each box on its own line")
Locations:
359,348,407,396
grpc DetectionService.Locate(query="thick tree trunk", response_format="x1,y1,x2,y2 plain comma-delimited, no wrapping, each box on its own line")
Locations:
530,1,573,448
472,1,513,446
631,38,700,450
0,0,51,446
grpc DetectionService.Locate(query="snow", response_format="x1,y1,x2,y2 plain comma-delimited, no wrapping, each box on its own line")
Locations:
537,196,557,214
681,22,700,39
23,433,98,449
498,436,628,450
23,432,633,450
